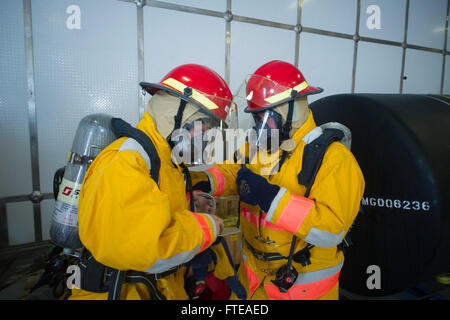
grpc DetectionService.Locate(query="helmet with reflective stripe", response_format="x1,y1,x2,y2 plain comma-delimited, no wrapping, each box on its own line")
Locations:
245,60,322,113
140,64,233,122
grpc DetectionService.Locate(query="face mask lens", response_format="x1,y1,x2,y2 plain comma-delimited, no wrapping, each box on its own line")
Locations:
251,110,282,151
252,110,282,131
172,118,219,165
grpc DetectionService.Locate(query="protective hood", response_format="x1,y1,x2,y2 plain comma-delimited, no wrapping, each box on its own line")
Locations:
273,96,310,138
146,90,209,140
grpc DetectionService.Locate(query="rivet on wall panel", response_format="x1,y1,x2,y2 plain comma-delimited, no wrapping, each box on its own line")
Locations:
224,11,233,22
135,0,145,8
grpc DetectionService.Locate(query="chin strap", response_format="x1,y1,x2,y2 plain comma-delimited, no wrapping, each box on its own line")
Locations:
181,162,195,212
278,90,297,171
174,87,193,131
167,87,193,149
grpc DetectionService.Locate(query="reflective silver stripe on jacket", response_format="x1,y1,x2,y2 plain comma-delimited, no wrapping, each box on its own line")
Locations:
145,245,201,274
119,138,151,171
265,187,287,222
204,213,218,240
302,127,323,144
304,227,345,247
205,170,215,195
293,259,344,285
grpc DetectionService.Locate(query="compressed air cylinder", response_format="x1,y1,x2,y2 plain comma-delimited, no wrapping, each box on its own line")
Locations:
310,94,450,297
50,114,117,250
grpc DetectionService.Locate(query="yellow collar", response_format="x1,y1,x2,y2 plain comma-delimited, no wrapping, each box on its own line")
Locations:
290,110,317,146
136,113,173,163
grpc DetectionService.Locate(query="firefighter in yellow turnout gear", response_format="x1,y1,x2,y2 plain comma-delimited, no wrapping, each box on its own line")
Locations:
192,60,365,300
70,64,239,300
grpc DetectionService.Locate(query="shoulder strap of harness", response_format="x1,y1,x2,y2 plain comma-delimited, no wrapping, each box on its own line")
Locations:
111,118,161,186
298,128,344,197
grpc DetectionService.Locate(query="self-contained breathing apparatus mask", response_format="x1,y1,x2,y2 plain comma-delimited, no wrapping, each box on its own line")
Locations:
170,115,222,166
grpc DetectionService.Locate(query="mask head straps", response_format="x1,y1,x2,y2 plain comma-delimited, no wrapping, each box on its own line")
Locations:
282,89,297,141
278,90,297,170
173,87,193,132
168,87,193,150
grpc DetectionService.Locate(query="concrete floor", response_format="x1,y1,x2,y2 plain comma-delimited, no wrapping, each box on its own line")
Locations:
0,245,55,300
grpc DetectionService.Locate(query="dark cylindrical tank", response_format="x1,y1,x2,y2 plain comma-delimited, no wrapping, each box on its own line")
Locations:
310,94,450,297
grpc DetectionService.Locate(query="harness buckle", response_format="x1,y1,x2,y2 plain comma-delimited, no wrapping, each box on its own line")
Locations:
153,266,179,281
292,245,312,267
245,239,268,261
254,235,276,245
261,269,277,276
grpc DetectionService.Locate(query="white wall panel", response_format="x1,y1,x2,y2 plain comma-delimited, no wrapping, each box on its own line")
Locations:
232,0,298,25
32,0,139,195
403,49,442,94
407,0,447,50
7,202,34,245
301,0,357,35
144,7,225,89
230,22,296,129
0,0,32,197
298,33,354,103
355,42,403,93
359,0,406,42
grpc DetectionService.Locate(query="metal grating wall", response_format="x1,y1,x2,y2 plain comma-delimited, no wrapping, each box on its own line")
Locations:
0,0,449,251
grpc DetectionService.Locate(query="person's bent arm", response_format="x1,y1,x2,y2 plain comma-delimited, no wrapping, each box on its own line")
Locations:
78,149,220,272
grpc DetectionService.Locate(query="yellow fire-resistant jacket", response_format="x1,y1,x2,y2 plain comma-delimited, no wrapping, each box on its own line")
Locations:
70,113,223,300
204,110,365,300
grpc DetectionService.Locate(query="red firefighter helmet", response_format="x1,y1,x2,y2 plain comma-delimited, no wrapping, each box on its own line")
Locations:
140,64,234,122
244,60,323,113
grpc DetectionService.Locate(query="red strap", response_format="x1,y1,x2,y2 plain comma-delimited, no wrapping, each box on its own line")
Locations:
241,206,284,231
275,194,314,234
192,213,213,252
206,167,225,196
